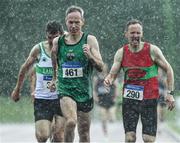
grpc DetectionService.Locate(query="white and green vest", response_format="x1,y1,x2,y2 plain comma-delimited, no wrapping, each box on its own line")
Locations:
35,42,58,99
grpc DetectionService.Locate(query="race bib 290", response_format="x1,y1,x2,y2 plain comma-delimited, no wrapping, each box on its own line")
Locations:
123,84,144,100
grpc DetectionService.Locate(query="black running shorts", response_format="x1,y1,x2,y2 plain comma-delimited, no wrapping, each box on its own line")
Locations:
76,98,94,113
34,98,63,122
122,98,158,136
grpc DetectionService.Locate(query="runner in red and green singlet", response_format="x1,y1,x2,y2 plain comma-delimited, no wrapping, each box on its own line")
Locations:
104,19,175,143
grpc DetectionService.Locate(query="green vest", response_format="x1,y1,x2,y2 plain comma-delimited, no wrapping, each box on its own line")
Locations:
57,33,93,102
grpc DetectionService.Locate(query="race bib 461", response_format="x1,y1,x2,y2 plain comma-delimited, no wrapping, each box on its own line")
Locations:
62,62,83,78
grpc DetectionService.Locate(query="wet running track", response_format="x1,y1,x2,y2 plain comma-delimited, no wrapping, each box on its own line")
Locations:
1,121,180,143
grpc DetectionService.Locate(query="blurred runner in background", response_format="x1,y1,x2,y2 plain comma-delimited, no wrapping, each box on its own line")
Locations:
93,63,118,136
157,68,167,133
115,75,124,120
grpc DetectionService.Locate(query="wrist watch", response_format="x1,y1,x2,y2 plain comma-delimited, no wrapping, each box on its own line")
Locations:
167,90,174,95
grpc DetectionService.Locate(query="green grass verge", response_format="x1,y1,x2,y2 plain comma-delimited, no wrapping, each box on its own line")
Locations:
168,122,180,134
0,96,34,123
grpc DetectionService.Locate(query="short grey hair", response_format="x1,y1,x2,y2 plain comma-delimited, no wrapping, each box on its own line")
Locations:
65,5,84,18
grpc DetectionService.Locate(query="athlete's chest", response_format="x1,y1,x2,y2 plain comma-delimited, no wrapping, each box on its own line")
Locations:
60,44,86,62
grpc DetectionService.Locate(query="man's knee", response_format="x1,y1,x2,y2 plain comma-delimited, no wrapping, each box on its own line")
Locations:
35,120,51,142
66,119,76,129
50,133,64,142
142,134,156,143
36,130,49,142
79,132,90,142
125,131,136,142
50,129,64,142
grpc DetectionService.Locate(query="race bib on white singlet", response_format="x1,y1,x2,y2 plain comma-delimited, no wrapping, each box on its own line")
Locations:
43,75,52,92
62,62,83,78
123,84,144,100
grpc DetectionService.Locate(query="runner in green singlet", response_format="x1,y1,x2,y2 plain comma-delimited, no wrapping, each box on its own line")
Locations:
50,5,104,142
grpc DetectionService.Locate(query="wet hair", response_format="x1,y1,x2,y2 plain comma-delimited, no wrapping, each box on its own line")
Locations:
125,19,143,32
46,20,64,35
65,5,84,19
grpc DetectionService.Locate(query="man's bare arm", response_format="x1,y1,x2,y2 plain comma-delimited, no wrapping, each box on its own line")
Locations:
15,46,39,91
28,66,36,102
104,48,123,86
151,45,174,91
151,45,175,110
51,37,59,81
85,35,104,72
11,45,39,101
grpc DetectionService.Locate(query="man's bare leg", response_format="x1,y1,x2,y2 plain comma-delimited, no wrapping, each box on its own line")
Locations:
50,115,65,142
35,120,51,142
60,97,77,142
77,111,91,142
